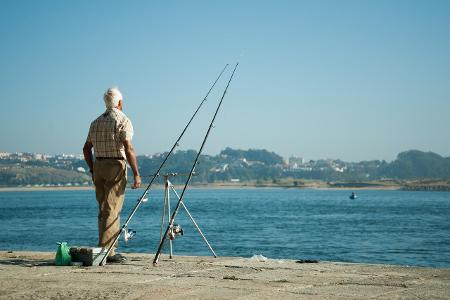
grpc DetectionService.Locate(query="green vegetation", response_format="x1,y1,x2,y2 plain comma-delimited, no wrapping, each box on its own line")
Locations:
0,164,91,187
383,150,450,179
1,149,450,189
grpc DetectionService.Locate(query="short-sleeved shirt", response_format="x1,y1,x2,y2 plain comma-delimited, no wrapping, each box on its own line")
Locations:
86,108,134,159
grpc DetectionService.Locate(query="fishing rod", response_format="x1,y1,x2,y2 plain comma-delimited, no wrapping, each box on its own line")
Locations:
99,64,229,266
153,62,239,265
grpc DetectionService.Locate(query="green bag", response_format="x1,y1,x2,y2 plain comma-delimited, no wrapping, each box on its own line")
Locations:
55,242,72,266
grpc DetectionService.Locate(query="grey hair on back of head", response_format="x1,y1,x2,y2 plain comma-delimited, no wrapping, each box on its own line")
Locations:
103,87,123,109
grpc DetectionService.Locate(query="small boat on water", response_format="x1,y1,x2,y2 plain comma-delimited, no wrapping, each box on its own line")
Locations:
349,192,357,199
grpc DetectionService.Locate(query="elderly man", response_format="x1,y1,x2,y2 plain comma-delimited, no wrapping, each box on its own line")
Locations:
83,87,141,263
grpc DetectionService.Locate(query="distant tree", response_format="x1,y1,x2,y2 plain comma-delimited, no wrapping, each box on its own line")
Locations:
383,150,450,179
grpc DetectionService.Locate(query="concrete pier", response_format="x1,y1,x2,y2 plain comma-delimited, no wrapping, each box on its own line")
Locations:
1,251,449,299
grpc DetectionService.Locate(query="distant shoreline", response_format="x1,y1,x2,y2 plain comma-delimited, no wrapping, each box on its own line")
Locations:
0,184,403,193
1,180,449,192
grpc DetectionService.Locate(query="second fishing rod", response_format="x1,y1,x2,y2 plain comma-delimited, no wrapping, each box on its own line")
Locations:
99,64,229,265
153,62,239,265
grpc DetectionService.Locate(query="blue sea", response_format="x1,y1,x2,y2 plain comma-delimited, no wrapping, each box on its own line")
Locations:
0,188,449,268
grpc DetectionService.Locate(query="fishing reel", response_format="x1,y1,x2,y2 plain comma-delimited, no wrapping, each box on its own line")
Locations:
123,226,136,243
168,224,184,240
137,196,148,203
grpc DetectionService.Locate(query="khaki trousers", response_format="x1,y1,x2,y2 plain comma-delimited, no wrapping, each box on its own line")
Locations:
93,159,127,256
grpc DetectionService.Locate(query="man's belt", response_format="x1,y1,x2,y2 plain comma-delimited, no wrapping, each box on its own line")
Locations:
96,157,125,160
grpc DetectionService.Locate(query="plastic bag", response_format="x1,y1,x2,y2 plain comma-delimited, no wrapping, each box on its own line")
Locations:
249,254,268,262
55,242,72,266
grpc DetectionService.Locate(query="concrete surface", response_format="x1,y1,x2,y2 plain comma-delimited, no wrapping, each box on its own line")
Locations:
1,251,449,299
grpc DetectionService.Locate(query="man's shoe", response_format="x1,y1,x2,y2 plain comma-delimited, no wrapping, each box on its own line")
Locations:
106,254,127,263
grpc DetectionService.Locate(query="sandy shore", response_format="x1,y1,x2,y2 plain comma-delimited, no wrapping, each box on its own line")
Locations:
0,251,449,299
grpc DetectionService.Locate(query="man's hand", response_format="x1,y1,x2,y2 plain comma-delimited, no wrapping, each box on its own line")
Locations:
83,141,94,176
132,175,141,189
123,140,141,189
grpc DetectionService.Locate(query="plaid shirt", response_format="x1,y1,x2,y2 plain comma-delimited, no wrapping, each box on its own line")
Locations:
86,108,134,159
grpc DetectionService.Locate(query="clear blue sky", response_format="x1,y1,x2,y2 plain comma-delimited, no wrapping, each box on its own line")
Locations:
1,0,449,161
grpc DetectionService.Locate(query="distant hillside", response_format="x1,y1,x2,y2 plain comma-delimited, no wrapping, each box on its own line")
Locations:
0,164,91,187
382,150,450,179
137,148,284,184
220,148,284,166
136,149,450,183
0,148,449,187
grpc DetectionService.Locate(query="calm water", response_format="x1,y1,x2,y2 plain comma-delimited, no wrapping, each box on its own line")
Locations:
0,188,449,268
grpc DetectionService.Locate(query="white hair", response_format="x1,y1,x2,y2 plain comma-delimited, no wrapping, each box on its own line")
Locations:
103,87,123,109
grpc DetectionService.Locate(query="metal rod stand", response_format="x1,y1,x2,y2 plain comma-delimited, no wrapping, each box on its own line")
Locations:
158,173,216,260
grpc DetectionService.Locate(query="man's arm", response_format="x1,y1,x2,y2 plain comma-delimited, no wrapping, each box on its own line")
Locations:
123,140,141,189
83,141,94,176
